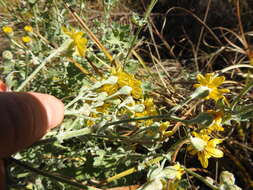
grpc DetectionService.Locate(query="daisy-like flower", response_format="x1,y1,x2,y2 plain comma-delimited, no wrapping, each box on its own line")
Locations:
113,65,143,99
187,132,223,168
194,73,230,101
135,98,158,126
22,36,32,43
99,65,143,99
24,25,33,32
2,26,13,34
166,163,184,180
62,27,87,57
200,110,224,135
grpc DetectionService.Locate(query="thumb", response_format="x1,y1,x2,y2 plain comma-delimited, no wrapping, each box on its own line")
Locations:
0,160,5,190
0,92,64,158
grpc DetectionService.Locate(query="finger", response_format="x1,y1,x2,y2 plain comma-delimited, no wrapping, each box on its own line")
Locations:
0,92,64,158
0,160,5,190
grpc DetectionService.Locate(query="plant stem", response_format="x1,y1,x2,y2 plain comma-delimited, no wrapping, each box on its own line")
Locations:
184,168,219,190
124,0,158,63
16,42,69,91
231,79,253,109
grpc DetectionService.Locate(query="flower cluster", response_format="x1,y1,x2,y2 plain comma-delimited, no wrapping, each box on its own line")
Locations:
2,25,33,43
187,73,229,168
84,63,170,138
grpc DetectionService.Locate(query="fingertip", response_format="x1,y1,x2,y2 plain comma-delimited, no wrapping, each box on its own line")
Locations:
28,92,64,129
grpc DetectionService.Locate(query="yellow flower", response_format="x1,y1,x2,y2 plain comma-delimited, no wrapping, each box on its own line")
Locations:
159,121,174,137
170,163,184,180
194,73,230,101
2,26,13,34
116,70,143,99
96,103,111,113
22,36,32,43
99,83,118,95
24,25,33,32
135,98,158,126
201,110,224,134
87,113,97,127
99,65,143,99
63,27,87,57
187,132,223,168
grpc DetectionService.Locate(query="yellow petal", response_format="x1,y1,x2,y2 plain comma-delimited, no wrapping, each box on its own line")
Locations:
208,138,223,146
193,84,202,88
163,131,174,137
218,88,230,93
196,74,206,85
205,73,213,83
76,44,85,56
198,152,209,168
209,89,224,101
210,76,225,87
205,147,223,158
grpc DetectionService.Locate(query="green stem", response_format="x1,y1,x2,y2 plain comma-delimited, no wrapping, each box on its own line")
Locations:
184,168,219,190
124,0,158,63
8,157,100,190
97,112,213,134
16,51,58,91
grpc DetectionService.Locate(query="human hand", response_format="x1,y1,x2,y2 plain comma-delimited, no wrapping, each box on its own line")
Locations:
0,91,64,189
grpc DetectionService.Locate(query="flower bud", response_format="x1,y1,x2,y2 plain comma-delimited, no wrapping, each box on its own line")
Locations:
2,50,13,60
220,171,235,185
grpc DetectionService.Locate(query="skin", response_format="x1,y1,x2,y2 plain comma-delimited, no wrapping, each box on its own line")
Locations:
0,92,64,189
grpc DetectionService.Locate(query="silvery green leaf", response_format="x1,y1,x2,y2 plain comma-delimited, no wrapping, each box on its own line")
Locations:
117,86,132,95
162,165,182,180
149,167,165,180
190,86,210,99
92,101,105,108
96,92,108,101
118,96,135,108
126,104,145,112
82,103,91,116
102,76,118,85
